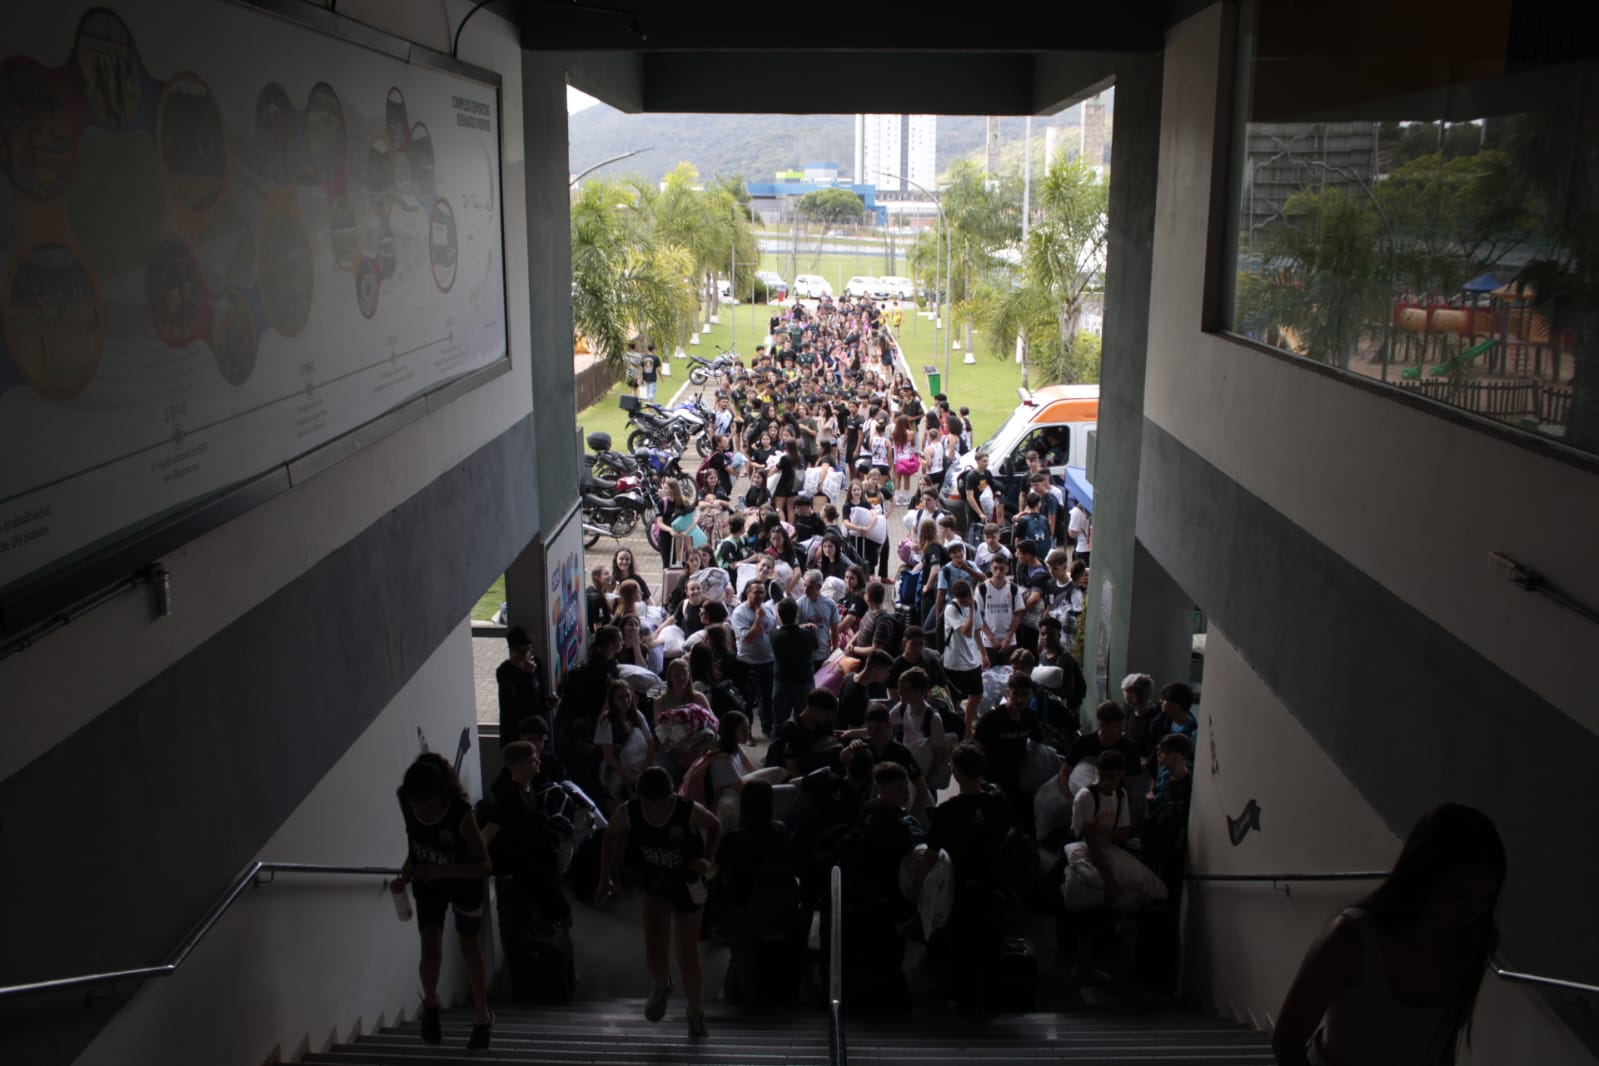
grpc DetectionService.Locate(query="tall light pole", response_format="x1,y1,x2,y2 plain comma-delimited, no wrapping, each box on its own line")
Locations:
568,146,653,187
880,170,952,383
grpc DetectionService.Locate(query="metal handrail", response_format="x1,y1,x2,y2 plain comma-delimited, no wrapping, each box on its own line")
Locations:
828,863,846,1066
1185,869,1599,998
0,861,400,1000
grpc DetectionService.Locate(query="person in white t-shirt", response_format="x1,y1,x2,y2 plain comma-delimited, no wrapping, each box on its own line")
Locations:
975,556,1025,663
1067,501,1092,566
888,666,951,791
973,523,1013,574
941,579,983,731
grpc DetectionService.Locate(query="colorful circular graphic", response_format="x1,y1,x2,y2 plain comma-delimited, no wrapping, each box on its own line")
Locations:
5,242,103,400
304,81,345,185
157,72,226,223
355,256,380,319
328,194,359,269
259,210,313,336
145,236,207,348
384,87,409,150
197,203,258,292
407,121,434,196
210,289,257,385
429,199,457,293
74,9,142,131
253,83,296,187
0,58,80,200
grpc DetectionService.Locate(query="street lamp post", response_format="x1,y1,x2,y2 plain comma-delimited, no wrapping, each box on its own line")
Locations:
1306,160,1396,383
880,171,951,383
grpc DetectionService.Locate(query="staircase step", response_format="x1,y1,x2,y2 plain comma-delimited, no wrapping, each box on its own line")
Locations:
308,1006,1272,1065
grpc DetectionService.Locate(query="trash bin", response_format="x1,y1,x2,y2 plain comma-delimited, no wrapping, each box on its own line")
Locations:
923,365,941,397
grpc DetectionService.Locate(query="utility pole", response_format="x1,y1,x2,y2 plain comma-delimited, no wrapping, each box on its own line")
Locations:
1019,114,1033,384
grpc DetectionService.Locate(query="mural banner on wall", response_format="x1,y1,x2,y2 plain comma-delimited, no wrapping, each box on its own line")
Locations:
0,3,507,590
544,504,585,692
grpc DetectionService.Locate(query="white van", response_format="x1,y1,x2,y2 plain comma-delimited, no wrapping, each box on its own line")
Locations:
940,384,1099,523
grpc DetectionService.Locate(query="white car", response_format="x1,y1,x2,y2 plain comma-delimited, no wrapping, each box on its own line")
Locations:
715,278,740,304
879,275,916,300
793,274,834,299
844,275,881,298
754,271,788,300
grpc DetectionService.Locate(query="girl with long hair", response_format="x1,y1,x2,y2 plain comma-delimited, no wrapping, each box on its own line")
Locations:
597,766,722,1038
1273,804,1507,1066
392,753,495,1048
891,415,919,500
612,548,651,603
596,679,655,805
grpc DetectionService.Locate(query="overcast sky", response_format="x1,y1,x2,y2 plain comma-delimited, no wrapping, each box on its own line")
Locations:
567,86,599,113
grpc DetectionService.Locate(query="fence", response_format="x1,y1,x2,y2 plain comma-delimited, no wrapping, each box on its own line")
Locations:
574,358,618,413
1392,377,1542,422
1541,384,1574,425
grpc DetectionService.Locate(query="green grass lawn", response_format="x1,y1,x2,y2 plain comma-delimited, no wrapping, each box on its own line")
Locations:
472,574,506,623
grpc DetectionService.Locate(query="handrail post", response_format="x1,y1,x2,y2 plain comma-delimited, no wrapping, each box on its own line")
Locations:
829,863,845,1066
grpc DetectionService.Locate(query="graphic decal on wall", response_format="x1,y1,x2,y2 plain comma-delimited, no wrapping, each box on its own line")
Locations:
1208,713,1263,846
0,4,506,592
1227,798,1263,846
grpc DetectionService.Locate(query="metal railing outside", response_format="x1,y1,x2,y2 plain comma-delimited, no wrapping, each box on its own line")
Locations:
0,861,400,1000
828,863,846,1066
1185,868,1599,998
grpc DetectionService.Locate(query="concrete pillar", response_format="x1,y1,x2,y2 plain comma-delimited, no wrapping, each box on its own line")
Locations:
1081,53,1163,704
505,50,585,684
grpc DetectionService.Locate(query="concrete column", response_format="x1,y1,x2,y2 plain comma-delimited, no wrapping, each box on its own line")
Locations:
505,51,583,681
1081,52,1163,704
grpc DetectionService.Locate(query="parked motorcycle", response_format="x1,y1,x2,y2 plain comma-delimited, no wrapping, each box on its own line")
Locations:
583,431,638,481
580,467,651,548
687,350,738,386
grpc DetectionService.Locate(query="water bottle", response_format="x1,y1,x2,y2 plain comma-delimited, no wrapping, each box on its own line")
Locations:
390,877,413,922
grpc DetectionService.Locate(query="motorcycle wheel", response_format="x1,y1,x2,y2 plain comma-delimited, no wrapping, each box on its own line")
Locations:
584,527,601,548
611,512,638,539
674,475,698,503
626,429,649,453
689,367,709,385
693,433,710,459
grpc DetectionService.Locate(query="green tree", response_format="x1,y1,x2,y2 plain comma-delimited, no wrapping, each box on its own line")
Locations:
651,163,760,331
1378,149,1536,296
570,177,698,368
797,187,865,226
963,158,1107,386
1244,186,1387,368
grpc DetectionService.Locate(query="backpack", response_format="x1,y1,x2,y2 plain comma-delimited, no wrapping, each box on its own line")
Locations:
890,694,964,745
1016,512,1050,549
872,609,902,654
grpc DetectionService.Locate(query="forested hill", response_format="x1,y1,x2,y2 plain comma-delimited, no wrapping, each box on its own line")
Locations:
567,107,1100,184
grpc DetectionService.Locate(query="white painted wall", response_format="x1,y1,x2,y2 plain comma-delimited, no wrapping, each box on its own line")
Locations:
71,619,481,1066
0,0,532,784
1146,6,1598,737
1186,628,1593,1064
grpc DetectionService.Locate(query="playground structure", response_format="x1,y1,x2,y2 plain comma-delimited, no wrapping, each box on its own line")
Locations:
1389,279,1573,384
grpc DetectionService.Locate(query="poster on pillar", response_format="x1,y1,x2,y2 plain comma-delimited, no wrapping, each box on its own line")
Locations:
1095,572,1113,702
0,2,507,592
544,504,587,692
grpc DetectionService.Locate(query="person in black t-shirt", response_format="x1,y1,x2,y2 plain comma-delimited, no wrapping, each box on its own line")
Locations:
778,689,841,779
837,649,893,730
886,626,949,698
914,743,1015,1013
973,673,1042,826
496,626,548,746
394,754,496,1048
1064,701,1143,774
839,704,932,816
792,495,827,543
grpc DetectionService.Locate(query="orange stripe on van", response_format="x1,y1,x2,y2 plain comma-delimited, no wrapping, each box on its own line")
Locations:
1034,399,1098,424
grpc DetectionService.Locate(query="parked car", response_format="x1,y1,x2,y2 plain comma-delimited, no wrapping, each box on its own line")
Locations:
793,274,834,299
843,275,881,298
754,271,788,301
879,275,917,300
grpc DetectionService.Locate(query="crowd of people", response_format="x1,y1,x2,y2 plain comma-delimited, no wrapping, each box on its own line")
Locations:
387,293,1509,1063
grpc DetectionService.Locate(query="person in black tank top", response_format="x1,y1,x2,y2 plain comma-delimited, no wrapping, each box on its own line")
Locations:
598,766,722,1038
394,753,495,1048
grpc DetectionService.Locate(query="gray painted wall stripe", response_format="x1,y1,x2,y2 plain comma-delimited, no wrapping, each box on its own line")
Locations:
1136,416,1598,1054
0,415,539,1065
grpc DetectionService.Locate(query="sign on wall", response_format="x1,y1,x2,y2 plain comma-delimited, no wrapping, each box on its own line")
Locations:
544,504,586,691
0,3,507,591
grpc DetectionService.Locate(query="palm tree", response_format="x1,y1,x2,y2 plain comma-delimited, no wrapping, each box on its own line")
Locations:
570,177,698,368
